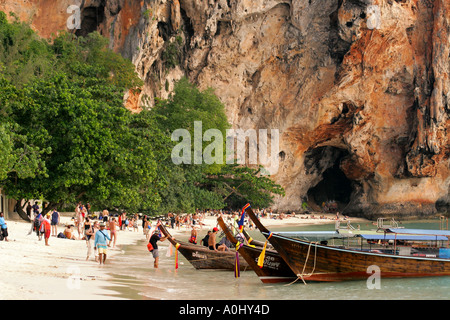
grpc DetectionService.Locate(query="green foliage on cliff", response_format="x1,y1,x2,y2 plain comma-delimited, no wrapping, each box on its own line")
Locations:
0,12,284,216
151,78,284,213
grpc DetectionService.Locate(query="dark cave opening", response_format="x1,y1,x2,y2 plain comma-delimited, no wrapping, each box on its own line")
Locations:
305,146,354,211
75,5,106,38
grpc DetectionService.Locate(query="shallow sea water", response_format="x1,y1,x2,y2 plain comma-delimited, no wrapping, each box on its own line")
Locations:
103,219,450,300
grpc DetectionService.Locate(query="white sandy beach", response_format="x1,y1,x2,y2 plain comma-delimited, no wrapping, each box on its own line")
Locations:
0,212,369,300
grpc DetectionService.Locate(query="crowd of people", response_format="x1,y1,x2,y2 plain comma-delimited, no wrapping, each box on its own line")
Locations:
2,202,347,270
16,201,145,265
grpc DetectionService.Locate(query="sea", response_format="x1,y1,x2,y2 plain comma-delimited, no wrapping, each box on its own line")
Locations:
101,219,450,302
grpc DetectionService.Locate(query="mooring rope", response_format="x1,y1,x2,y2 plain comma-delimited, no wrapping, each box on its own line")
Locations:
285,241,318,286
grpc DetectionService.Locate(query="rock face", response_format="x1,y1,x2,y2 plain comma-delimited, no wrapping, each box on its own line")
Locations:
2,0,450,218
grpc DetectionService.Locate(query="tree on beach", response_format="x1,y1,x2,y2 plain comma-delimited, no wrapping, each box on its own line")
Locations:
202,164,285,209
0,79,47,184
0,13,285,218
1,73,162,217
0,17,159,218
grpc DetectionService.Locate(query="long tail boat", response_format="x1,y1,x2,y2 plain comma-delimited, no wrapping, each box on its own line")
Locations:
158,222,250,271
246,208,450,282
217,215,297,283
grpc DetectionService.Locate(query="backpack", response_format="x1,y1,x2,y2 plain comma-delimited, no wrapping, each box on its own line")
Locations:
34,216,41,229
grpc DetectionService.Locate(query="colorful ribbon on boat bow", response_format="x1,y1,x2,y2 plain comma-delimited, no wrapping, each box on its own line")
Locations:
257,232,273,268
235,242,244,278
175,243,180,270
238,203,251,232
247,236,256,248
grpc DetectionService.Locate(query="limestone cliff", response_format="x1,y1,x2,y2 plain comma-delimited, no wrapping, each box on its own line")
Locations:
2,0,450,218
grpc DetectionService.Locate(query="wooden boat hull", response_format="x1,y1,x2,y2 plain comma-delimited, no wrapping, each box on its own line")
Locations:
237,244,298,283
245,208,450,282
217,216,296,283
175,242,249,270
158,222,249,271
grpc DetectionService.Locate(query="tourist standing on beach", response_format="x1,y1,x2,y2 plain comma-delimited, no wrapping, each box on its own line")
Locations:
132,214,139,232
75,203,86,239
41,214,51,246
102,209,109,223
84,217,94,260
50,209,60,237
120,212,127,230
148,229,168,268
34,213,44,240
26,203,32,219
27,202,38,235
108,217,118,248
143,216,150,239
94,222,111,265
32,201,39,216
169,212,175,229
92,221,100,262
175,215,180,230
0,212,8,241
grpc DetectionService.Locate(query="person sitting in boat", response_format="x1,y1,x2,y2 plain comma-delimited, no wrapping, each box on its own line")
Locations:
218,235,232,251
208,227,227,251
189,225,198,244
201,230,211,247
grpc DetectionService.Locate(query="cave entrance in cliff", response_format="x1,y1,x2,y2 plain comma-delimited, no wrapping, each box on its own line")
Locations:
305,146,353,212
75,5,105,38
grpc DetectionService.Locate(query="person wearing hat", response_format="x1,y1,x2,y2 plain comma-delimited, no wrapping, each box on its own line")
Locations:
208,227,223,251
94,222,111,264
148,227,168,268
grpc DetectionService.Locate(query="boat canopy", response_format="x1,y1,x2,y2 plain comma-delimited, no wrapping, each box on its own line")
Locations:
274,231,355,241
386,228,450,237
359,234,449,241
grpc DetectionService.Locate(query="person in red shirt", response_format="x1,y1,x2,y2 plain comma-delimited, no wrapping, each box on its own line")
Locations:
41,214,52,246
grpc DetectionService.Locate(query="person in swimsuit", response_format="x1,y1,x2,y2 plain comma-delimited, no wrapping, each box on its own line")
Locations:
84,217,94,260
64,224,76,240
189,225,198,244
50,209,60,237
109,217,118,248
208,227,227,251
